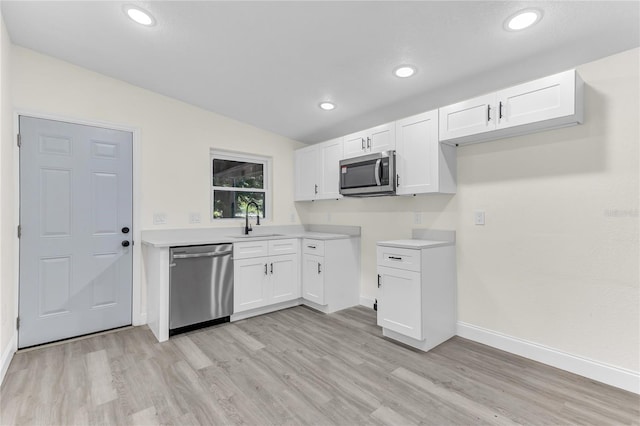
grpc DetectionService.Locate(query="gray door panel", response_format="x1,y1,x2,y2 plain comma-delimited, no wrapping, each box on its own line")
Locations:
19,116,133,348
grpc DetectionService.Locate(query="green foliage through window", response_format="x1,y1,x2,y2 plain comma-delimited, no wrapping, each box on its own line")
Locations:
211,154,268,219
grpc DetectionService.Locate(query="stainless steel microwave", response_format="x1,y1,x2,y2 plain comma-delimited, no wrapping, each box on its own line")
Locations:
339,150,396,197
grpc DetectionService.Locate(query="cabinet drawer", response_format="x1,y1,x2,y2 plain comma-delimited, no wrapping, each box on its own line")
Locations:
303,239,325,256
377,246,421,272
234,241,269,259
268,239,298,256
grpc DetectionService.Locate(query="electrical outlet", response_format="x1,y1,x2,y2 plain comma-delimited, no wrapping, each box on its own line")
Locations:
153,213,167,225
189,212,201,224
414,212,422,225
474,211,485,225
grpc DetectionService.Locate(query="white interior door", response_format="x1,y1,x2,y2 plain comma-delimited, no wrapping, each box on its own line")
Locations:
19,116,133,348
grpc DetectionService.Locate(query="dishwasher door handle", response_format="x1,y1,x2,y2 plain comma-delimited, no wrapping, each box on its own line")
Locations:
172,250,233,259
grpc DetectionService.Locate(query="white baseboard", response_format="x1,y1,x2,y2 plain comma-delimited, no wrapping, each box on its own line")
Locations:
1,332,17,385
457,321,640,395
359,296,375,309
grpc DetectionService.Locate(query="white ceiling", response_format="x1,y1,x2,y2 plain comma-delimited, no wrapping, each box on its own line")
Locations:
2,1,639,144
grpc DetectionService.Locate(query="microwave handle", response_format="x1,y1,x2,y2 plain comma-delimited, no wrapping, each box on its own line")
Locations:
375,159,382,186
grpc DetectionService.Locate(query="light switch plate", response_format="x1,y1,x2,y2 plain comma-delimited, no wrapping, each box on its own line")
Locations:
474,210,485,225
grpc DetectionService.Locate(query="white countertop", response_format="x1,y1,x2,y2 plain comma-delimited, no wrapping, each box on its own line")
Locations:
376,239,454,249
141,229,352,248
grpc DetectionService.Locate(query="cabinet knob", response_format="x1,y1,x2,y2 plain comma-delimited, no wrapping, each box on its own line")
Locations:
121,240,130,247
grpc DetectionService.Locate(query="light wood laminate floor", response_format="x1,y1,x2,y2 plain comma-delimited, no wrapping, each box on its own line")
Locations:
1,306,638,425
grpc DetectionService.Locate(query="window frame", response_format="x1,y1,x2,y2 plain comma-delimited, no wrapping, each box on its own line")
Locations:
209,149,272,222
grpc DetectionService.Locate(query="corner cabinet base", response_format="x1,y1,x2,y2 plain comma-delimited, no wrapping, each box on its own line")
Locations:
231,299,301,321
302,299,338,314
382,327,454,352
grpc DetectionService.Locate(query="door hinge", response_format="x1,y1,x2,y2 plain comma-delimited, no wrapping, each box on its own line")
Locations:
16,317,19,330
17,225,21,238
17,134,21,148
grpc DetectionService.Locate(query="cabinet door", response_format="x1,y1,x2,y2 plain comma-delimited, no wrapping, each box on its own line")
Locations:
377,266,422,340
317,138,343,199
343,130,368,159
395,110,438,195
368,122,396,154
234,257,269,313
270,254,300,304
497,69,576,130
439,93,496,141
302,254,324,305
294,146,318,201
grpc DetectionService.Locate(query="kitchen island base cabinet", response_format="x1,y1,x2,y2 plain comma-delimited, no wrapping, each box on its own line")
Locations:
377,242,456,352
302,238,360,314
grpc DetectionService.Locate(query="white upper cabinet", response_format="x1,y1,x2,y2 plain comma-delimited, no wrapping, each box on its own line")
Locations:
317,138,343,200
294,146,318,201
294,138,343,201
496,70,579,130
396,110,456,195
343,122,396,159
439,93,497,141
439,69,584,146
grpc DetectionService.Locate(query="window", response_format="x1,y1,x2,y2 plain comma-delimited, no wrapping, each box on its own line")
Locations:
210,150,270,220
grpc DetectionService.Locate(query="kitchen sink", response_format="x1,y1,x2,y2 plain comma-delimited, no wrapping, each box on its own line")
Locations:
227,233,285,239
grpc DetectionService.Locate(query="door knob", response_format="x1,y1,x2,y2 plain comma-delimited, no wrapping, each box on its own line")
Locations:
122,240,130,247
122,227,130,234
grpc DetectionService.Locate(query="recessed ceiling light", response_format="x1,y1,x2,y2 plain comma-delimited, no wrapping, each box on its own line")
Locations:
505,9,542,31
319,102,336,111
124,5,156,26
393,65,417,78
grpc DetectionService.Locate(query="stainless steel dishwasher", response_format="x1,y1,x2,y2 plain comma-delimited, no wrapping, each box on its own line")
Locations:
169,243,233,335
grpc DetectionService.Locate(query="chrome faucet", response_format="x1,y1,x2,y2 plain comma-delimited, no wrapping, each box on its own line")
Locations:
244,201,261,235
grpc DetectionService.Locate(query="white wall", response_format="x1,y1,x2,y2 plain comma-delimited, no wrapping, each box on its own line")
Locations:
0,12,16,373
297,48,640,373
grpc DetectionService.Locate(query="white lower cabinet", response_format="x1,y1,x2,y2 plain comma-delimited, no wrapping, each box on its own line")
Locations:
270,254,298,303
234,257,269,312
376,241,456,352
233,239,299,315
301,238,360,313
377,266,422,340
302,254,324,304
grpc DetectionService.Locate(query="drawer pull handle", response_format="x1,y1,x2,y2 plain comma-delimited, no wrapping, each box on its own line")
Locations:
389,256,402,261
307,245,316,249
